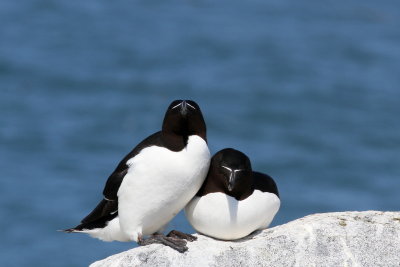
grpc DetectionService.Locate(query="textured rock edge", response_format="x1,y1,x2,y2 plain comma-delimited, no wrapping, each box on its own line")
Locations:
90,211,400,267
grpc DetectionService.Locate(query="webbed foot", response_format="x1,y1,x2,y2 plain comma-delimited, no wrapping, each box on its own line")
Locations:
138,234,188,253
167,229,197,242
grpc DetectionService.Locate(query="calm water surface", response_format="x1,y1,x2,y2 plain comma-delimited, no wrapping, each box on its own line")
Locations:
1,0,399,266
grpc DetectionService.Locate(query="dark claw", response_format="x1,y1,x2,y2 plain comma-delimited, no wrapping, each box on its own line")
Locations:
138,234,188,253
167,230,197,242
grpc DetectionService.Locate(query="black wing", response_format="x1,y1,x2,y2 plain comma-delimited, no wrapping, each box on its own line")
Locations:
64,199,118,231
65,131,165,231
253,171,280,198
81,199,118,224
102,131,164,200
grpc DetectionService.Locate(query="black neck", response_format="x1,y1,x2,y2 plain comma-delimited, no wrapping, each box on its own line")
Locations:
161,131,188,152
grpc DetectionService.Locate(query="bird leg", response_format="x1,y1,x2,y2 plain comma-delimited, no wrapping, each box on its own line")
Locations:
138,234,188,253
167,230,197,242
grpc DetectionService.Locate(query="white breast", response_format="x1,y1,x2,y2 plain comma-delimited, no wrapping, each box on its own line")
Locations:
117,135,210,241
184,190,280,240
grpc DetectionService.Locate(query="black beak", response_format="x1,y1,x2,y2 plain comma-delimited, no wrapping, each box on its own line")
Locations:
227,171,237,192
180,100,188,116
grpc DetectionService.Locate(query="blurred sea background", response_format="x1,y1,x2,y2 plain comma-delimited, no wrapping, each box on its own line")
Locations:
1,0,399,266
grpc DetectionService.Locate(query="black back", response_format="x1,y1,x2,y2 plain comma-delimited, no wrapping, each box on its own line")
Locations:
65,100,207,231
253,171,280,198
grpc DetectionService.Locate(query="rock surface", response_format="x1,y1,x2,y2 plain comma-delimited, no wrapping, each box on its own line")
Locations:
90,211,400,267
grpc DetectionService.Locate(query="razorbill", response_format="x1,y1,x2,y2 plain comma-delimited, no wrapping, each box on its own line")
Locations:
64,100,211,252
184,148,280,240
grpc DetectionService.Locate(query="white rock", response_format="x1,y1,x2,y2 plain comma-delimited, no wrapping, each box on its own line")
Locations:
90,211,400,267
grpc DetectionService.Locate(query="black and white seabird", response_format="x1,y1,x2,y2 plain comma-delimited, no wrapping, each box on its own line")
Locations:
184,148,280,240
64,100,211,252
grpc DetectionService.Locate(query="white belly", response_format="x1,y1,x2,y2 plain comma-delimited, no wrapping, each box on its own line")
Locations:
118,135,210,241
184,190,280,240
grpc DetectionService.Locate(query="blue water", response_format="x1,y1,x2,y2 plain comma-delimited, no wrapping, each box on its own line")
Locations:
1,0,399,266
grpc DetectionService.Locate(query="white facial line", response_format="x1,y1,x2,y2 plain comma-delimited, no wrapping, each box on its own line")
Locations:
222,166,245,173
186,102,196,110
222,166,232,172
171,103,181,110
